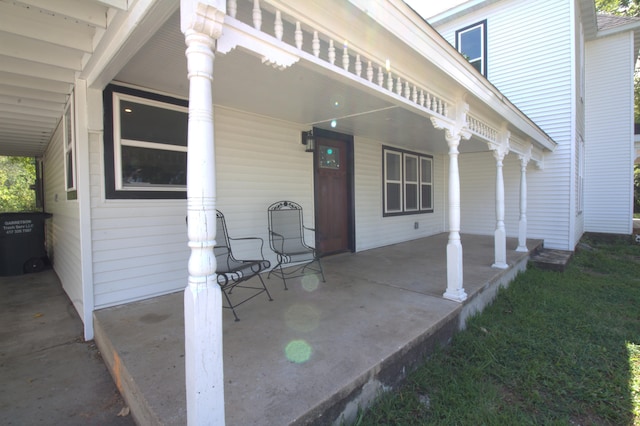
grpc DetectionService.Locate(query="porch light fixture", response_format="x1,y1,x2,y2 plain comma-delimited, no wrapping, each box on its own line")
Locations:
302,130,315,152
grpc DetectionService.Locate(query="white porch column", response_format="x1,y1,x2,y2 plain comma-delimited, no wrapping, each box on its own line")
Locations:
181,1,226,425
443,131,467,301
491,143,509,269
433,101,471,303
516,150,531,252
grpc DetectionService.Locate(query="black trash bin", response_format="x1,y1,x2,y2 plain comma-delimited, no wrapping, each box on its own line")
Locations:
0,212,52,276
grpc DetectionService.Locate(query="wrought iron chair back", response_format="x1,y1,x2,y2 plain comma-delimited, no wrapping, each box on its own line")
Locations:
267,201,325,289
214,210,272,321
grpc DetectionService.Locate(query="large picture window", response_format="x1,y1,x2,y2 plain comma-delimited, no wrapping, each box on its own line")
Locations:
104,85,188,199
456,20,487,77
383,146,433,216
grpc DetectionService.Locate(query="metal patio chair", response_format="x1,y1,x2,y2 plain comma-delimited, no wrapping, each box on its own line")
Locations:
267,200,325,290
215,210,273,321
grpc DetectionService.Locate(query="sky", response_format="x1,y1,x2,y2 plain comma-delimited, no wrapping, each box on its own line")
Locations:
402,0,470,19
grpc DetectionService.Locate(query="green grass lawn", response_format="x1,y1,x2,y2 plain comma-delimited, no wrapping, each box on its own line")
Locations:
355,236,640,425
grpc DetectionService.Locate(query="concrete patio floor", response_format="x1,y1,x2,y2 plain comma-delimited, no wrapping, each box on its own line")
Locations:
94,233,542,425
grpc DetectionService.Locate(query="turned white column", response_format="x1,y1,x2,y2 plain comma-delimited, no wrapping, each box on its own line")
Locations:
443,131,467,302
181,1,225,424
516,151,531,252
491,145,508,269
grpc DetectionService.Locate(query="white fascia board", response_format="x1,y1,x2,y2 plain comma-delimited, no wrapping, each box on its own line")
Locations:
350,0,557,151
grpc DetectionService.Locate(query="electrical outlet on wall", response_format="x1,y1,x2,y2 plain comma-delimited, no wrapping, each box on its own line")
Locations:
414,221,419,229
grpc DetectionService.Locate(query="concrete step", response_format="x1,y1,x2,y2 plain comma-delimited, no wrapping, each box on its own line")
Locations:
530,248,573,272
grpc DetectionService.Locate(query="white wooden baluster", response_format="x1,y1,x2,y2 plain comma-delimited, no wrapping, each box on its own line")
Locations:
355,55,362,77
312,31,320,57
404,82,410,98
426,93,431,110
253,0,261,30
377,66,384,86
396,77,402,95
274,10,283,40
367,61,373,82
412,85,417,103
295,22,303,49
387,72,393,91
419,90,425,107
228,0,237,18
444,103,449,117
328,40,335,65
342,43,349,71
432,97,437,111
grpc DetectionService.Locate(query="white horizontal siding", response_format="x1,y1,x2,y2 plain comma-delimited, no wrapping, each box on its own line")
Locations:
458,151,521,237
354,137,446,251
433,0,576,249
43,119,85,314
584,32,634,234
91,106,314,308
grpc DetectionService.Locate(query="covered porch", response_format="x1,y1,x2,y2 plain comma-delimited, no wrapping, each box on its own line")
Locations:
94,233,541,425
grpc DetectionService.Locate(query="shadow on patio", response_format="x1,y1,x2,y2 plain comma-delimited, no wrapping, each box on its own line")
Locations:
94,233,541,425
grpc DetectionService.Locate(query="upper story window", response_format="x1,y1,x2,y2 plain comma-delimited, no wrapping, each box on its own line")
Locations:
383,146,433,216
104,85,188,199
456,20,487,77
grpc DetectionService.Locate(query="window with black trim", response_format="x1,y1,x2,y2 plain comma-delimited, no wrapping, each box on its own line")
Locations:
103,85,188,199
456,20,487,77
63,94,77,200
383,146,433,216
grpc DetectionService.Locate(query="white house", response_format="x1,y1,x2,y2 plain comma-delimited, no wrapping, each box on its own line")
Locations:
0,0,637,423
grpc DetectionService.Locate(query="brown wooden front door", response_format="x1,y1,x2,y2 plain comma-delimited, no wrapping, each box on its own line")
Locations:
314,132,353,256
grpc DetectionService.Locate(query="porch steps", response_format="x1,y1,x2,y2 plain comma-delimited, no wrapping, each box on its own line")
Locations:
529,247,573,272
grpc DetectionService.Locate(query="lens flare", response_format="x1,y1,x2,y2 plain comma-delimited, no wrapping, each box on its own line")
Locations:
301,274,319,292
285,339,312,364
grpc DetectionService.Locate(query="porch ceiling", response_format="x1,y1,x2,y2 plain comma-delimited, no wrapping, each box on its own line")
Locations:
115,11,489,155
0,0,122,158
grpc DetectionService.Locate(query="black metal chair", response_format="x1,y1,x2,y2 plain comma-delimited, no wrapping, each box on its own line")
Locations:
267,200,325,290
215,210,272,321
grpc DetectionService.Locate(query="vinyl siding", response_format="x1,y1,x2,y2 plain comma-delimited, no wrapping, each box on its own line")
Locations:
90,106,315,308
433,0,575,249
459,151,522,237
584,32,634,234
43,119,85,315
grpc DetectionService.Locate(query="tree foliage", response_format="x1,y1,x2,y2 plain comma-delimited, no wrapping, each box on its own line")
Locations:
595,0,640,16
0,156,37,212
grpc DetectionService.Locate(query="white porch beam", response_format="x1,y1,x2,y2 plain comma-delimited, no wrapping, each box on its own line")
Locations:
490,134,509,270
181,1,226,425
433,101,471,302
516,148,532,252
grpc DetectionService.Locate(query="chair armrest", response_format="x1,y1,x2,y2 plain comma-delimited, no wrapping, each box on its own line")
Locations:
228,236,266,259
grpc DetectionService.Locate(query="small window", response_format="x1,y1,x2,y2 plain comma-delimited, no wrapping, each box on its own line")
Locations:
456,20,487,77
319,145,340,169
383,147,433,216
103,85,188,199
63,94,77,199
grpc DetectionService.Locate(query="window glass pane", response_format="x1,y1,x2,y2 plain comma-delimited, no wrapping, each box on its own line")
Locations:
405,183,418,210
319,145,340,169
460,26,482,60
421,185,432,210
66,151,74,189
405,156,417,182
386,183,401,212
120,101,187,147
122,146,186,187
386,151,401,181
64,108,72,148
421,158,432,183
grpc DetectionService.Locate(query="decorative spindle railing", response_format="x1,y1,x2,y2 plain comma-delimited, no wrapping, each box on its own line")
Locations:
226,0,451,119
467,114,498,144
